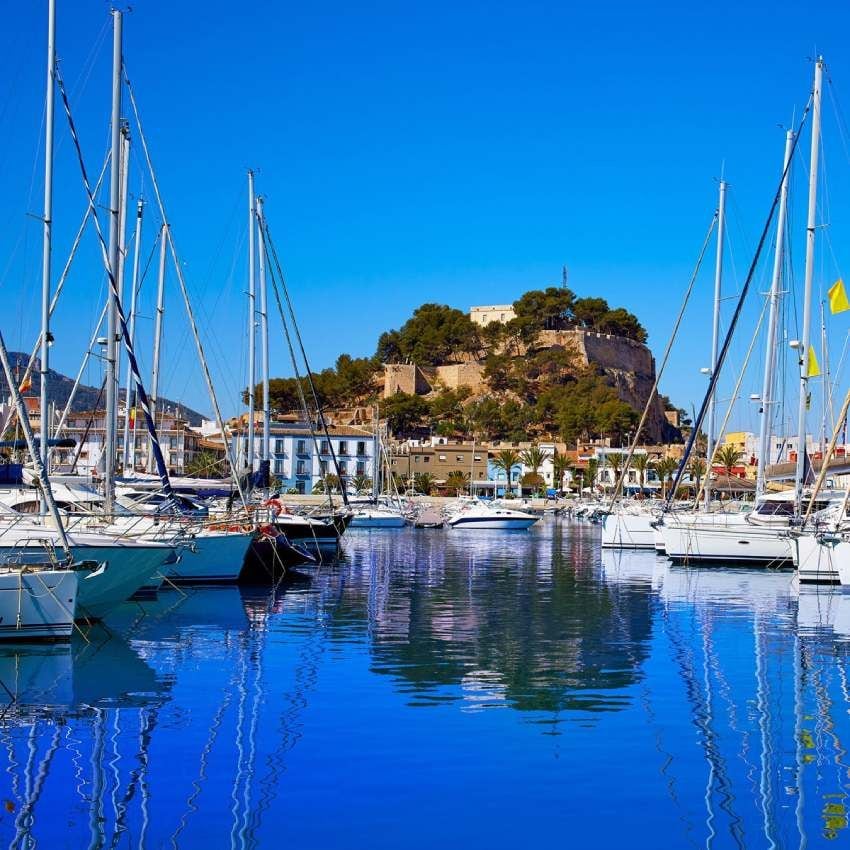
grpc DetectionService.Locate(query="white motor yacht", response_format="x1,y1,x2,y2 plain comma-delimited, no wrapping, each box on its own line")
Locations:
446,500,538,530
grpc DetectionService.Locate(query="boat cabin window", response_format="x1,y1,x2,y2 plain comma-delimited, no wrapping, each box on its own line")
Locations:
756,501,795,516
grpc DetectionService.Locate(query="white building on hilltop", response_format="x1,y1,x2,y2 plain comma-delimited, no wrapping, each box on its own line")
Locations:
469,305,516,326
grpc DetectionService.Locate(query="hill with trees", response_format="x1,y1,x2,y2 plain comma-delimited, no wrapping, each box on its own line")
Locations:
255,286,679,445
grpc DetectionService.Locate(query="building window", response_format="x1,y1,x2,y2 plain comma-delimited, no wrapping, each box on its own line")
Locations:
296,460,306,475
320,460,328,476
423,456,430,463
274,459,285,475
275,439,286,455
320,439,330,454
356,461,366,475
456,455,464,462
339,441,348,456
296,439,307,455
296,480,305,494
357,441,366,456
339,461,348,475
439,455,447,461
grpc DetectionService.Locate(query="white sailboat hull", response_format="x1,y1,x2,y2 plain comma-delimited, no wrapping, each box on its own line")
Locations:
659,519,794,565
601,512,657,549
349,511,407,528
792,532,843,584
0,569,78,640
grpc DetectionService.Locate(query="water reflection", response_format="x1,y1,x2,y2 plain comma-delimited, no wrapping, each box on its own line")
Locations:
0,523,849,847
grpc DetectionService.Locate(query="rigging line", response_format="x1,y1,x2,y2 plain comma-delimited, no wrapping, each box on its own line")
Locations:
826,77,850,172
122,64,247,509
55,63,176,504
609,212,717,506
3,148,112,436
262,220,350,508
693,292,769,507
665,103,811,510
259,229,332,505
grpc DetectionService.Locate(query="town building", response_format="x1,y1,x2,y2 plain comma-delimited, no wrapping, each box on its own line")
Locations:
469,305,516,326
232,420,377,494
388,438,488,489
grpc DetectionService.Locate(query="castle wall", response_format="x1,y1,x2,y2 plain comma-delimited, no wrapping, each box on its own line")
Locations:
434,363,485,391
383,364,432,397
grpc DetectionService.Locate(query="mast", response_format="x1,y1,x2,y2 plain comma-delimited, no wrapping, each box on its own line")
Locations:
794,57,824,516
704,178,726,510
0,329,71,556
122,199,144,473
756,129,794,497
256,193,270,488
246,170,257,476
372,406,380,500
148,223,167,473
115,122,130,398
104,8,122,513
39,0,56,480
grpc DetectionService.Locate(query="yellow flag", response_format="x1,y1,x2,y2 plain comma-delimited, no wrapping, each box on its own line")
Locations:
829,278,850,314
807,347,821,378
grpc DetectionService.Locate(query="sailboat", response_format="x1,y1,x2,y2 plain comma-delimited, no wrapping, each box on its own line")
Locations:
659,60,830,570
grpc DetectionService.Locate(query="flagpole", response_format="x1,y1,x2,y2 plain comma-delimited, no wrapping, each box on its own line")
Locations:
794,57,823,517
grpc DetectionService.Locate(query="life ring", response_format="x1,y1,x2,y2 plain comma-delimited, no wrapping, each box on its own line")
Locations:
263,498,289,517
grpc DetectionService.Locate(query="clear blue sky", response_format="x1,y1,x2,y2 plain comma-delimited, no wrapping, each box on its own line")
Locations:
3,0,850,438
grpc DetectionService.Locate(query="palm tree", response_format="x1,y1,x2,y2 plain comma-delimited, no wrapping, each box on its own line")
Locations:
653,457,679,499
552,449,571,492
445,470,470,493
715,444,742,477
351,473,372,495
632,453,650,491
414,472,437,495
687,457,707,491
585,458,599,492
492,448,522,496
520,446,552,478
607,452,623,492
312,473,341,494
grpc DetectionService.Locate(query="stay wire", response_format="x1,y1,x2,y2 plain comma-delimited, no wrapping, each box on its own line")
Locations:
665,102,812,509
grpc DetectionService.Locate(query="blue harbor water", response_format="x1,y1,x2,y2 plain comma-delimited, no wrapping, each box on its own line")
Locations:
1,520,850,848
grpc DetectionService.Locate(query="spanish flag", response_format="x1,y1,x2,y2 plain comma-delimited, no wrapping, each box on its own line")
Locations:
18,374,32,393
129,408,136,427
829,278,850,314
807,347,821,378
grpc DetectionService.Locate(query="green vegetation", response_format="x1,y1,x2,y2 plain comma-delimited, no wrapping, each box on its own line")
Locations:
248,353,381,414
492,449,522,493
185,450,224,478
257,284,663,445
377,304,480,366
715,445,742,476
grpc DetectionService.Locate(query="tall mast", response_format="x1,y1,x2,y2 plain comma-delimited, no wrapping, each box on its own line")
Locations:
104,8,122,513
256,193,270,485
148,222,167,473
115,123,130,397
795,57,824,516
756,130,794,497
246,170,257,475
704,178,727,509
39,0,56,480
122,198,144,473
